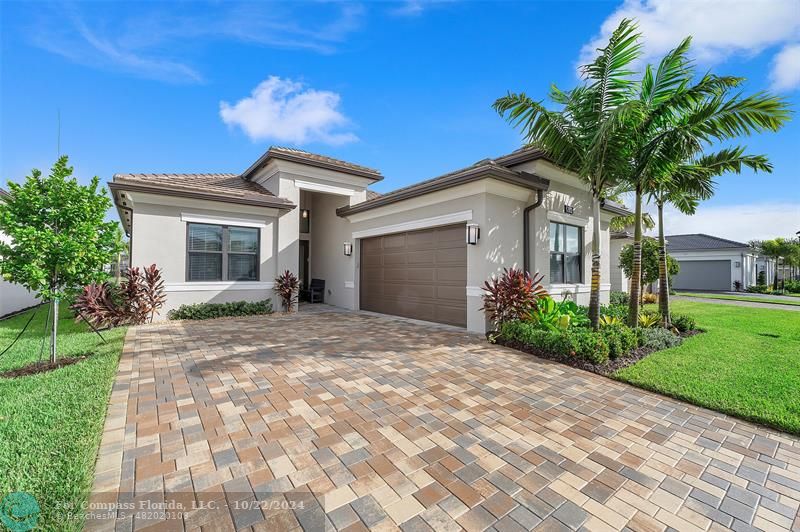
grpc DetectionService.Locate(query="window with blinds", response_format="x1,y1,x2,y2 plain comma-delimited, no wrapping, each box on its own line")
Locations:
549,222,582,284
187,223,259,282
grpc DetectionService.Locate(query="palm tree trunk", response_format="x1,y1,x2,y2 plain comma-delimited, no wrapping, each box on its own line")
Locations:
588,196,602,330
657,202,671,327
627,187,643,327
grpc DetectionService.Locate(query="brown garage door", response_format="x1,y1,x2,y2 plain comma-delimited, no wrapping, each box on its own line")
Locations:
360,224,467,327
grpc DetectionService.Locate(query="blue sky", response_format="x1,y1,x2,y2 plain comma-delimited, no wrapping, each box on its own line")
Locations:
2,0,799,241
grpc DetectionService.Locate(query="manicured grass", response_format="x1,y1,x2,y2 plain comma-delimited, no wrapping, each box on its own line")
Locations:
615,301,800,435
676,292,800,306
0,304,126,530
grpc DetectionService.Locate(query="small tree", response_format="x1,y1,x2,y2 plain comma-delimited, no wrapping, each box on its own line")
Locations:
619,239,679,297
0,156,124,362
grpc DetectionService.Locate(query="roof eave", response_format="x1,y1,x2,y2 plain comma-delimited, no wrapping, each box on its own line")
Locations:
241,148,383,182
336,165,550,217
108,181,297,211
600,199,633,216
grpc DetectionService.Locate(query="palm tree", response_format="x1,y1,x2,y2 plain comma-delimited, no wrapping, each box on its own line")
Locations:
652,149,772,325
622,38,790,327
493,19,643,329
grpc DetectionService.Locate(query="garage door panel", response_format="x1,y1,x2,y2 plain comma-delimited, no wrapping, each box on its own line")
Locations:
360,224,467,327
673,260,731,291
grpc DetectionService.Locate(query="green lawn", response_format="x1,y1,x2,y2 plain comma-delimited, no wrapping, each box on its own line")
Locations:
676,292,800,306
0,304,126,531
615,301,800,435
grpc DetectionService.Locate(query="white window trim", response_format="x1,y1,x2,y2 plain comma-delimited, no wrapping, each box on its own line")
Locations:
351,210,473,239
294,179,356,196
548,211,589,227
548,283,611,294
165,281,275,292
181,212,268,229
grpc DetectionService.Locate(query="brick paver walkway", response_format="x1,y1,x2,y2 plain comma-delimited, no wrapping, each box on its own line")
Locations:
88,309,800,531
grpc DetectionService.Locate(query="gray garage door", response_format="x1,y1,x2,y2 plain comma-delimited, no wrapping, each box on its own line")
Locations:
673,260,732,291
360,224,467,327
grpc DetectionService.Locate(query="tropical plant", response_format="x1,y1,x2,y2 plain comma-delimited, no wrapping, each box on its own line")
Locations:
671,313,697,333
275,270,300,312
526,296,589,331
0,156,125,361
600,324,638,359
751,238,796,290
638,313,660,328
609,291,630,306
637,327,683,350
481,268,548,327
599,315,623,328
619,31,788,327
72,265,166,328
494,19,643,329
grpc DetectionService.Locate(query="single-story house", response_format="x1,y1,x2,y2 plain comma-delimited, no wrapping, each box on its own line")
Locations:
0,188,39,318
110,146,631,333
666,233,761,291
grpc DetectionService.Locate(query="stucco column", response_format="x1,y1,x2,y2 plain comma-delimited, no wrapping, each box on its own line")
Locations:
277,177,300,279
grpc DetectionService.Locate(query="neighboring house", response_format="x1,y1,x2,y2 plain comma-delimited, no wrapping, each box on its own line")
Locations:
666,233,760,291
110,146,631,333
0,188,39,317
609,230,633,292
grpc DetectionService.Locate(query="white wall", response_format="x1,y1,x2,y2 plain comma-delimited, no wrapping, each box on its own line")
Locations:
0,231,39,317
609,237,632,292
129,199,279,317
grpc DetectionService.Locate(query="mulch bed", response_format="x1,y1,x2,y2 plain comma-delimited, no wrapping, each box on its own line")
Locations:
495,329,702,377
0,354,92,378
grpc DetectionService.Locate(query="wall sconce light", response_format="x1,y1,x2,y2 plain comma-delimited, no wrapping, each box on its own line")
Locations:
466,224,480,245
343,242,353,256
301,209,309,219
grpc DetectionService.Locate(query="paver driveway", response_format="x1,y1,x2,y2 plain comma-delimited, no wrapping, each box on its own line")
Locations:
88,308,800,531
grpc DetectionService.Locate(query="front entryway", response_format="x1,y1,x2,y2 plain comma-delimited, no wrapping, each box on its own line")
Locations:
299,239,310,291
359,223,467,327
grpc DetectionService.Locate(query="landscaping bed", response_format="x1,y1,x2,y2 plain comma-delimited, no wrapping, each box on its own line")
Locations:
0,304,126,531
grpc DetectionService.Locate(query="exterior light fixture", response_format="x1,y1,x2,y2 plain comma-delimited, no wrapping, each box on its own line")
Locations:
466,224,480,245
301,209,309,219
343,242,353,256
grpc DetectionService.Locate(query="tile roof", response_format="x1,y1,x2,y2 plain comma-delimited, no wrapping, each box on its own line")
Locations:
365,189,381,201
111,173,294,208
0,187,7,197
666,233,750,251
241,146,383,181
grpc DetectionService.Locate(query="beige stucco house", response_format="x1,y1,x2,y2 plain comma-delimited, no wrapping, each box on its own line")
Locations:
110,146,630,334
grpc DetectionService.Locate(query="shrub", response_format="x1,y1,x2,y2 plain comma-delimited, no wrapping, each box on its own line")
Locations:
275,270,300,312
784,279,800,293
500,320,609,365
610,291,629,306
642,292,658,304
72,265,166,328
168,299,273,320
600,325,638,359
671,313,697,333
481,269,548,327
599,315,623,327
637,327,683,350
757,270,767,285
600,304,627,319
746,284,771,294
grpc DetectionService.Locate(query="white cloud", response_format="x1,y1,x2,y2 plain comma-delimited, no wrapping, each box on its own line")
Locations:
771,43,800,91
391,1,426,16
643,202,800,242
219,76,358,145
580,0,800,82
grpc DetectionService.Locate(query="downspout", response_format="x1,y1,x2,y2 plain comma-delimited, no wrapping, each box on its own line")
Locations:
523,189,544,274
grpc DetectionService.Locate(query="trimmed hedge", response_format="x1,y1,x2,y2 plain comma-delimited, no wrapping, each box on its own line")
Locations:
602,325,638,359
168,299,273,320
500,321,610,364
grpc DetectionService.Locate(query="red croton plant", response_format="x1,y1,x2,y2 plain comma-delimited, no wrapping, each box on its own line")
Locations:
72,264,166,328
481,268,548,328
